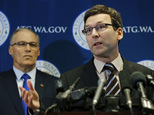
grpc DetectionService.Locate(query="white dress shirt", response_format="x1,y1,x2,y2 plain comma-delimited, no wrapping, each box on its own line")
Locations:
94,54,124,88
13,66,36,97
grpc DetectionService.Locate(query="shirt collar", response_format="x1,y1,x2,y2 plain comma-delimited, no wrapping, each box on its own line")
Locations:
112,54,123,72
94,58,105,73
94,54,123,73
13,66,36,81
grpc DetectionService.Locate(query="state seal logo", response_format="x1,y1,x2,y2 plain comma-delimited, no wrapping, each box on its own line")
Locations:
0,11,10,47
72,10,89,50
36,60,61,78
137,60,154,70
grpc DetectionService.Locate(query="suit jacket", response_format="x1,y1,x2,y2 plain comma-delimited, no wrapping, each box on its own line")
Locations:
60,57,154,112
0,69,58,115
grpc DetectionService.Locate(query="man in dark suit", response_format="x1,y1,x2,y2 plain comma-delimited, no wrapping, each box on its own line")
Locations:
20,4,154,113
0,28,58,115
61,58,154,111
59,4,154,112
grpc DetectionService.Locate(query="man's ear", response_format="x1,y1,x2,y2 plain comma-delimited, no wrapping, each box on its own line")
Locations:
116,28,123,40
37,47,40,56
8,46,13,55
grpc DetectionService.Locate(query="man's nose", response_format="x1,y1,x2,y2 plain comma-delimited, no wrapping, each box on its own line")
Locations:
25,44,31,50
92,28,99,38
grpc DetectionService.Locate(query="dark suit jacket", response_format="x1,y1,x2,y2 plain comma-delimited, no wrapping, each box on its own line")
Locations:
0,69,58,115
60,57,154,112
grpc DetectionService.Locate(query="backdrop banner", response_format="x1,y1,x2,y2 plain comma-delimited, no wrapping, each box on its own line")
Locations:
0,0,154,77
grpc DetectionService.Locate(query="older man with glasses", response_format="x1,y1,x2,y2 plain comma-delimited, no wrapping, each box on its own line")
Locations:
0,28,58,115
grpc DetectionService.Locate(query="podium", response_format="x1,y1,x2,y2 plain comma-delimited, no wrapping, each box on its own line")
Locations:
42,112,141,115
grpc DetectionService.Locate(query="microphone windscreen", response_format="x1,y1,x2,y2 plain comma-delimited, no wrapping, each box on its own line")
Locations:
119,71,132,94
130,71,147,88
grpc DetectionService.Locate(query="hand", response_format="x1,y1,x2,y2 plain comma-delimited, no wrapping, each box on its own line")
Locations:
19,79,40,110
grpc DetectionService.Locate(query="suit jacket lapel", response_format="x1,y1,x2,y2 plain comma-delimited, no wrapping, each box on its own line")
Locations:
35,70,45,100
81,58,99,87
4,70,24,114
119,57,135,90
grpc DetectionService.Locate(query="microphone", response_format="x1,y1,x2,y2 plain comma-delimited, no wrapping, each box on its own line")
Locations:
130,71,154,112
56,77,80,109
70,87,97,101
130,71,147,97
146,75,154,88
93,78,107,106
124,89,132,109
119,71,133,109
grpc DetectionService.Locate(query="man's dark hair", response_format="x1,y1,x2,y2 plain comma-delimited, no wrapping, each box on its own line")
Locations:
84,4,123,31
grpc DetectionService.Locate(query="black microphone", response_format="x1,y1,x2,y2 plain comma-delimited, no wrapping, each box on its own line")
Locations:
70,87,97,101
130,71,154,111
120,77,132,109
146,75,154,88
56,77,80,100
93,78,107,106
130,71,147,98
56,77,80,109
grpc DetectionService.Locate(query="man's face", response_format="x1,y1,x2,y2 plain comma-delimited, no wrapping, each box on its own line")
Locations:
85,13,123,60
9,29,40,70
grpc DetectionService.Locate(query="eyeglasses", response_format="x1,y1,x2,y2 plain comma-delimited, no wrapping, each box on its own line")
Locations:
11,41,39,48
82,23,113,35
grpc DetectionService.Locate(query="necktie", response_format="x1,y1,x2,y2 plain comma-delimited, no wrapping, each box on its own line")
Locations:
103,63,120,96
21,74,30,115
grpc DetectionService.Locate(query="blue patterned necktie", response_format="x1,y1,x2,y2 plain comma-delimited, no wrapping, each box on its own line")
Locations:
21,74,30,115
103,63,120,96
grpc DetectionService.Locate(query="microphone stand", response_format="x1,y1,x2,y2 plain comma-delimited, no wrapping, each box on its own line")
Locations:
92,78,106,115
138,83,154,115
45,77,80,114
44,104,59,115
92,104,97,115
124,89,134,115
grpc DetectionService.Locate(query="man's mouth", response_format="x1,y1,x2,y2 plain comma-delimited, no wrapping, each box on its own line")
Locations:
24,55,32,58
93,42,102,46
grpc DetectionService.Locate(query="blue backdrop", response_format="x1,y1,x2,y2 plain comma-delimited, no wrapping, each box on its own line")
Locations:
0,0,154,77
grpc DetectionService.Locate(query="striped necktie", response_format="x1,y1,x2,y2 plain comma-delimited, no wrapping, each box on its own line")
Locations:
103,63,120,96
21,74,30,115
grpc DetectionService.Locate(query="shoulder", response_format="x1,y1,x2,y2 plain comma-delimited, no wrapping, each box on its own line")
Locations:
63,64,85,75
123,58,154,76
61,58,94,77
60,59,95,88
0,69,14,77
36,69,59,80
